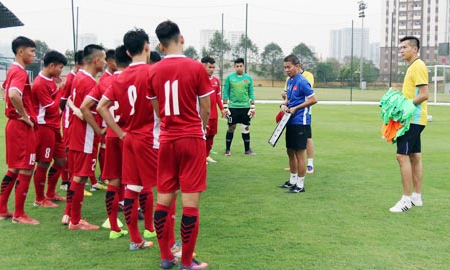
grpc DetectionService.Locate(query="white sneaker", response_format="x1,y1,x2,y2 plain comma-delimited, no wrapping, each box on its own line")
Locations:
389,199,412,213
60,184,68,191
61,214,70,225
411,197,423,207
206,156,217,163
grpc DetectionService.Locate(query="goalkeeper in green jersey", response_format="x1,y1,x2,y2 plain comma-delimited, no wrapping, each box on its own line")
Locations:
222,58,256,156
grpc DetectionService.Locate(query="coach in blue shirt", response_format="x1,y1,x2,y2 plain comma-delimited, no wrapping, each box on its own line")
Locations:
279,54,317,193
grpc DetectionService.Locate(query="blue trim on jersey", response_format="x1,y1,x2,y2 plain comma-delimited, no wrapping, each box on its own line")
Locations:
286,73,315,125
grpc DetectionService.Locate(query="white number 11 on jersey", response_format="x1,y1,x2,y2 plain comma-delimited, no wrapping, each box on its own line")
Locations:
164,80,180,116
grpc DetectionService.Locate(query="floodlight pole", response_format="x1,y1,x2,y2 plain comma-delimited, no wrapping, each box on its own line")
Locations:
244,3,248,73
71,0,76,61
389,11,394,87
221,13,224,87
350,20,354,102
358,1,367,89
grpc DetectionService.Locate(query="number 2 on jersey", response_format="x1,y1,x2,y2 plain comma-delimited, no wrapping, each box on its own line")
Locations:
164,80,180,116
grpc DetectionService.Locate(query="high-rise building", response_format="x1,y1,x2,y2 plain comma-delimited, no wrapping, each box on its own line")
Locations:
200,29,217,51
380,0,450,82
227,31,245,48
79,33,99,49
329,28,370,62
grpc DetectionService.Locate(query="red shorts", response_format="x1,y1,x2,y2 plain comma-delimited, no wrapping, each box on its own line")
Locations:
157,138,207,194
207,118,218,137
36,125,65,162
5,119,36,170
68,150,97,177
101,136,123,180
122,134,157,188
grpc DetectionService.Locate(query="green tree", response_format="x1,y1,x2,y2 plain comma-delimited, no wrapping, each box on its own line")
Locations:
184,46,199,59
340,57,379,83
315,62,338,83
291,43,318,70
260,42,284,86
232,34,259,65
205,31,231,60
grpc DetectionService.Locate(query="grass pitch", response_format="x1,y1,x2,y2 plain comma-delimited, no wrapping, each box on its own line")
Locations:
0,100,450,270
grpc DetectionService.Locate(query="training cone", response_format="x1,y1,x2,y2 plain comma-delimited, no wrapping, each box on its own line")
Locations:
102,218,124,229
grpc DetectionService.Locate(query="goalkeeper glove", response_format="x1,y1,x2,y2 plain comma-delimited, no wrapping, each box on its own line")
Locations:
248,105,256,118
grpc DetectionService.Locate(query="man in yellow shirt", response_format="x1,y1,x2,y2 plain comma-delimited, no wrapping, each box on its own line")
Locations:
389,36,428,213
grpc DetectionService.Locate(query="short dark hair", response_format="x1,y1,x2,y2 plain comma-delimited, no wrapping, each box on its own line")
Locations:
105,49,115,61
123,28,149,56
284,54,300,65
234,58,245,65
43,50,67,67
155,20,180,48
12,36,36,55
201,56,215,64
83,44,105,64
149,51,161,64
114,45,132,68
400,36,420,50
75,50,84,65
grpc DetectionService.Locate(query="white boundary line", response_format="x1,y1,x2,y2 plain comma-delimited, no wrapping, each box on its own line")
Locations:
256,100,450,106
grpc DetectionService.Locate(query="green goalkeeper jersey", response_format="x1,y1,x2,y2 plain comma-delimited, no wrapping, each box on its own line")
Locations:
223,73,254,108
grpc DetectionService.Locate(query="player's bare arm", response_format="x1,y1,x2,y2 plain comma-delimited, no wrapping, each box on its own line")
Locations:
67,97,84,120
199,96,211,131
80,97,105,135
97,97,126,140
9,89,34,127
413,85,428,105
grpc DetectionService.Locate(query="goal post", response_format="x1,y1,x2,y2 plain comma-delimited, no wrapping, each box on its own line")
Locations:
427,65,450,104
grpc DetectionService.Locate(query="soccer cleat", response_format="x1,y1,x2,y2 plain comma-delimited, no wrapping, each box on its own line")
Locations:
138,208,144,220
90,183,107,191
306,165,314,174
278,181,294,188
411,197,423,207
206,156,217,163
209,150,218,155
389,199,412,213
245,150,256,155
68,219,100,230
161,258,178,269
46,194,66,201
109,229,128,240
224,150,231,156
143,229,157,239
0,211,13,220
171,241,197,258
101,217,124,229
33,199,59,208
129,240,153,251
84,189,93,196
61,214,70,225
286,185,305,193
60,183,68,191
12,214,40,225
177,258,208,270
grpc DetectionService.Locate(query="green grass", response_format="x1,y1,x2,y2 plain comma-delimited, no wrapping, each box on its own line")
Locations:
1,101,450,269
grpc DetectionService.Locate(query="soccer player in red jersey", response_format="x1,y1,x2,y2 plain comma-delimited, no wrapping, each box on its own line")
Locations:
201,56,226,164
58,50,83,191
84,45,131,239
149,20,211,270
66,44,106,231
31,50,68,208
0,36,38,224
96,49,117,187
98,29,157,251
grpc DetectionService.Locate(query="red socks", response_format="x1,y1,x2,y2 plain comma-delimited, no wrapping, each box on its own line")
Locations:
46,164,63,198
33,166,47,202
124,188,141,243
0,170,18,213
14,174,32,217
69,181,85,225
139,190,154,232
105,185,120,232
180,207,199,267
154,203,173,261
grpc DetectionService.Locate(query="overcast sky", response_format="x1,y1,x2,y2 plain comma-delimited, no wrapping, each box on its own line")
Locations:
0,0,382,59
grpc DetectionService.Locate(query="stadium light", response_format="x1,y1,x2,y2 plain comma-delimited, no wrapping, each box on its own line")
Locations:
358,1,367,89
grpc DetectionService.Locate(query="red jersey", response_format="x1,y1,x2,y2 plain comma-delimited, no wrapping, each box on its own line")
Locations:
2,63,35,121
31,72,61,131
209,76,223,119
61,71,76,129
88,72,120,138
103,62,160,146
68,70,97,153
99,70,112,83
148,55,213,142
